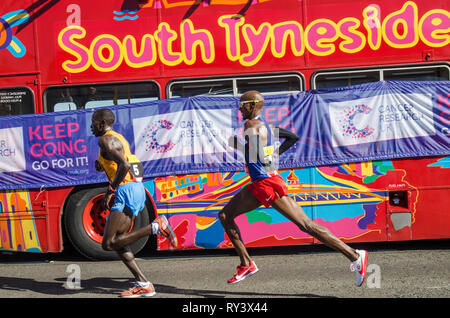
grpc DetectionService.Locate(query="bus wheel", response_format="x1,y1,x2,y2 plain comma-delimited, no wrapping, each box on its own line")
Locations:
64,187,150,260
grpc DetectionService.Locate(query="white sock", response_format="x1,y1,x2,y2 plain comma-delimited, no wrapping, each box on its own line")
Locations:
151,222,159,235
137,281,150,288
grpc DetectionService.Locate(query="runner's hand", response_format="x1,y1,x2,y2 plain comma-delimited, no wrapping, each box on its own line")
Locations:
95,160,104,172
102,191,113,211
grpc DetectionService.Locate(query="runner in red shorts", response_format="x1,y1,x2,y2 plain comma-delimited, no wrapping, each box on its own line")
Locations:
218,90,368,286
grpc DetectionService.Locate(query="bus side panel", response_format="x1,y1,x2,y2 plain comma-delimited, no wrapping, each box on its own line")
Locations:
0,187,72,253
413,188,450,240
393,157,450,240
151,171,305,251
0,188,46,253
153,172,264,251
0,1,38,77
154,163,392,251
45,187,73,252
310,162,388,244
155,157,450,251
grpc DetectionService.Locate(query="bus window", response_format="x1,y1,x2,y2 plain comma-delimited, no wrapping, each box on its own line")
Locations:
169,80,233,98
313,64,450,89
383,66,450,81
54,102,77,112
0,87,34,116
236,75,302,95
44,82,160,112
314,71,380,89
168,73,303,98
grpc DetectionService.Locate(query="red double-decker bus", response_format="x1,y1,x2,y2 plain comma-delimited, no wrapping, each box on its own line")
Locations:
0,0,449,260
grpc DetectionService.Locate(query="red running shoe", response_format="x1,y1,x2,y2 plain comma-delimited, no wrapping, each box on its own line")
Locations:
227,261,259,284
120,282,156,298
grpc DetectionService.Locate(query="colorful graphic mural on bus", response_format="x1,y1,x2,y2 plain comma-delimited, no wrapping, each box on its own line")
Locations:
153,159,423,250
0,157,445,252
0,189,41,252
0,9,29,58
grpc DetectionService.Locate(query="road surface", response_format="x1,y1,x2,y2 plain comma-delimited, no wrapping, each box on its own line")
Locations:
1,240,448,303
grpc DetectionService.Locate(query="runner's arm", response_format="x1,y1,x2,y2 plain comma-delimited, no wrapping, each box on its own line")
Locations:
98,135,131,189
276,127,299,155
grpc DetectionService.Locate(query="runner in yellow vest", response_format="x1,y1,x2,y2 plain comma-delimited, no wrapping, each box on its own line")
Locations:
91,108,177,298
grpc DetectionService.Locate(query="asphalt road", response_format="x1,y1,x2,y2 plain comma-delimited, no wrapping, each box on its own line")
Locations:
0,240,449,303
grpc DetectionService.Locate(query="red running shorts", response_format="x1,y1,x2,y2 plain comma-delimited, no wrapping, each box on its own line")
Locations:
246,174,288,207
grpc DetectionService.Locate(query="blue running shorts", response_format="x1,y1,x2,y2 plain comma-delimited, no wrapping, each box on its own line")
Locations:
110,182,146,216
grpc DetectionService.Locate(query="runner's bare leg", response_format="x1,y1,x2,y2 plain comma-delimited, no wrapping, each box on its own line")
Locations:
102,211,149,282
218,187,262,266
272,195,359,262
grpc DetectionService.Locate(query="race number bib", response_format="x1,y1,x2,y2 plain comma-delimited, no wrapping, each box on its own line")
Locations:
127,154,144,179
263,145,274,156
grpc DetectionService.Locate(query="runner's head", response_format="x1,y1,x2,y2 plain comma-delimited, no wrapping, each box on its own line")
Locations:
91,108,115,137
239,90,264,120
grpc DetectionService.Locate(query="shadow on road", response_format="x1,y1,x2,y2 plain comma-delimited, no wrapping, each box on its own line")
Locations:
0,276,131,297
0,276,335,298
153,283,335,298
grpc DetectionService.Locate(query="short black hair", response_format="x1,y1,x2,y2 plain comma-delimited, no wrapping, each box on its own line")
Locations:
93,108,115,125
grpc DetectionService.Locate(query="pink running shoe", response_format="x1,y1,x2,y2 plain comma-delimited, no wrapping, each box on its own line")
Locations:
227,261,259,284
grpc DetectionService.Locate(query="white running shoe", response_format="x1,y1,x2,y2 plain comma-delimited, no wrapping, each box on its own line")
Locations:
350,249,368,287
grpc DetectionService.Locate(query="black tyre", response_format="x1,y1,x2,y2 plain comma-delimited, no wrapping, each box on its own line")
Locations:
64,186,150,260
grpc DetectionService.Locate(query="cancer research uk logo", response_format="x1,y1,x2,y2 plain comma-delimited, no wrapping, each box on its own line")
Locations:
142,119,176,154
329,93,436,148
133,108,234,162
339,104,375,139
0,127,26,172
